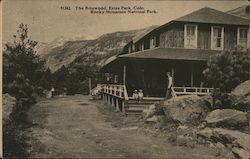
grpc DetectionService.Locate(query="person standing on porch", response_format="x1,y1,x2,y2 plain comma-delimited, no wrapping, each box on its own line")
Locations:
165,72,173,99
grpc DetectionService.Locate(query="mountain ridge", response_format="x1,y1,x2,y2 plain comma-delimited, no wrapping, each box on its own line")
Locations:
37,25,158,72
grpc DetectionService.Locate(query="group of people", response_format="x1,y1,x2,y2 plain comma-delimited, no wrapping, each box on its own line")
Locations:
131,72,173,101
132,89,144,102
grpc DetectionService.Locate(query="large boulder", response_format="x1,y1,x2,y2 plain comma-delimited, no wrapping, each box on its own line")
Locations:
142,102,165,119
163,95,210,126
145,115,165,123
201,95,213,109
231,80,250,111
231,80,250,97
197,128,250,159
205,109,248,130
142,104,156,119
3,93,16,124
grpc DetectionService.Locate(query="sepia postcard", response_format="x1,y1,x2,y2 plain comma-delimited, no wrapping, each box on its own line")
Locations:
2,0,250,158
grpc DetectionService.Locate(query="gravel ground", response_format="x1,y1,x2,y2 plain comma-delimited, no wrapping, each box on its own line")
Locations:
24,95,224,158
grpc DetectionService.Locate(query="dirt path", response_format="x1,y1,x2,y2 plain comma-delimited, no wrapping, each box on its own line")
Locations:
26,95,218,158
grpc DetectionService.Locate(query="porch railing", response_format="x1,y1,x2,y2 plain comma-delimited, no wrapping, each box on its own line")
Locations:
103,84,129,100
90,84,104,96
173,87,213,96
93,84,213,97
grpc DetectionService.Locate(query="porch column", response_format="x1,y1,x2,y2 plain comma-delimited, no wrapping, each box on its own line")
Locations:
171,67,175,86
191,64,194,87
115,99,120,111
123,64,126,85
88,78,92,95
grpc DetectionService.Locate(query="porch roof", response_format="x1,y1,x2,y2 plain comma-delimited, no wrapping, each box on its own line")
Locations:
118,47,221,61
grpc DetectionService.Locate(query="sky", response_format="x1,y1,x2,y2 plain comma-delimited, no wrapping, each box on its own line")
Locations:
3,0,250,43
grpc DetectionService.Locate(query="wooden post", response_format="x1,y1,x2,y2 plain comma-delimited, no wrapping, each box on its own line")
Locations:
107,95,110,105
123,65,126,85
122,101,125,114
111,97,115,107
191,64,194,87
88,78,92,95
116,99,120,111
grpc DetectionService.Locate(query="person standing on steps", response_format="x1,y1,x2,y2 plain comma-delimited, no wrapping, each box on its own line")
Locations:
165,72,173,99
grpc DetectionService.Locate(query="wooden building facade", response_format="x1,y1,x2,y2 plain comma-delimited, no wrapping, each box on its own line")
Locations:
101,7,250,97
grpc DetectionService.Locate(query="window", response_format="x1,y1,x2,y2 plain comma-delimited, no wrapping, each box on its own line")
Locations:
184,24,198,48
128,46,131,53
237,28,248,48
211,26,224,50
132,44,135,52
114,75,118,83
105,73,110,82
139,43,144,51
150,36,156,48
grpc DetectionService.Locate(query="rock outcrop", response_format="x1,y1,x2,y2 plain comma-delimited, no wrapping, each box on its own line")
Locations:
205,109,248,130
231,80,250,97
231,80,250,111
142,104,156,119
197,128,250,159
163,95,210,126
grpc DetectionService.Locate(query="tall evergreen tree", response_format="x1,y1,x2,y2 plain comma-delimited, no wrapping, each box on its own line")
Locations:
3,24,49,100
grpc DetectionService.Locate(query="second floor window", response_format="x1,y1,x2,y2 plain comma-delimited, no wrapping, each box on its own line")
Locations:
150,36,156,48
128,46,131,53
184,24,198,48
237,28,248,48
211,26,224,50
139,43,144,51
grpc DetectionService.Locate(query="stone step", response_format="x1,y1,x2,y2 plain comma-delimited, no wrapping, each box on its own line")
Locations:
127,107,146,111
127,108,143,112
125,111,142,117
128,100,157,105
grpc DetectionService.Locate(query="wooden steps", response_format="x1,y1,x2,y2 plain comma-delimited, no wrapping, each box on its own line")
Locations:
125,99,163,117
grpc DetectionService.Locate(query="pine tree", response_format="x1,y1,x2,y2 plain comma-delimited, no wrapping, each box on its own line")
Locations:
3,24,49,100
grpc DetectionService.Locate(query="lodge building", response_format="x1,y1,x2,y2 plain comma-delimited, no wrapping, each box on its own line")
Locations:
101,7,250,98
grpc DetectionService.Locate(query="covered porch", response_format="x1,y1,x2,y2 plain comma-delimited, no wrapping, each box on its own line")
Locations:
100,47,218,98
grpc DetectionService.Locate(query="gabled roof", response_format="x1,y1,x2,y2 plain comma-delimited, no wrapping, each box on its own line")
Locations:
133,25,158,43
119,47,221,61
227,5,250,20
227,5,249,14
132,7,250,44
175,7,250,25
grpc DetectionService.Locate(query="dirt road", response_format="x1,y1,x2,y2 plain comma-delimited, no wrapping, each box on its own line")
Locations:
26,95,218,158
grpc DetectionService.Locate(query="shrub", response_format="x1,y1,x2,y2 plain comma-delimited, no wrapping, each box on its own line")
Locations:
203,47,250,107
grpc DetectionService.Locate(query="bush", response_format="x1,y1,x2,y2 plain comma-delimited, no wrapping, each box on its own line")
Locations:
203,47,250,107
3,119,30,158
